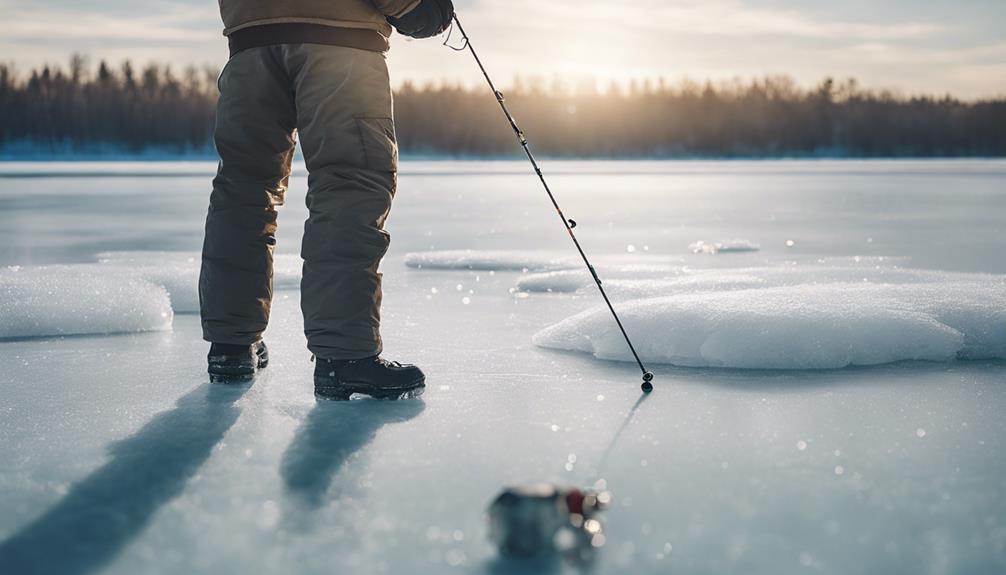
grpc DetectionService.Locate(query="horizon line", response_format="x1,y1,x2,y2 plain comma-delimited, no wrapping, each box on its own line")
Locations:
3,58,1002,102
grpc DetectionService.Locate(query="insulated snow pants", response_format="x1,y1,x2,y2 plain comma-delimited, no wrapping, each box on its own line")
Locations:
199,43,397,360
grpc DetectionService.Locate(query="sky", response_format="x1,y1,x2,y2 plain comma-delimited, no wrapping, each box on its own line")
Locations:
2,0,1004,99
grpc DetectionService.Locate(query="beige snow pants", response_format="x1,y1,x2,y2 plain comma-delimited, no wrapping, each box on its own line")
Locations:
200,43,397,360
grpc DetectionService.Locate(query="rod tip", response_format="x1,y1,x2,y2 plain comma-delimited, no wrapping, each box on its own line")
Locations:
641,380,653,393
642,371,654,382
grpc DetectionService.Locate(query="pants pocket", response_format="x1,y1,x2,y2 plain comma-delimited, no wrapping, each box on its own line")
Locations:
355,117,398,172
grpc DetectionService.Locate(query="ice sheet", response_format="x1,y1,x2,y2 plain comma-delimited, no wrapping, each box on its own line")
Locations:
3,160,1006,575
0,265,173,339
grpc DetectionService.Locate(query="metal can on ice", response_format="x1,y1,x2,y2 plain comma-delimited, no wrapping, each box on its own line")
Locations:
487,483,611,558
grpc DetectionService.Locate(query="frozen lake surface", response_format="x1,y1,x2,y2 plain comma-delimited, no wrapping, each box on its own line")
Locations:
0,160,1004,574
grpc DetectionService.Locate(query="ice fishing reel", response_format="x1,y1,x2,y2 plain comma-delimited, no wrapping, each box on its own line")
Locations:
487,484,611,560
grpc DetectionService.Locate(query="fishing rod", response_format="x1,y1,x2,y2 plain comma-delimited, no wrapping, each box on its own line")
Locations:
445,15,655,393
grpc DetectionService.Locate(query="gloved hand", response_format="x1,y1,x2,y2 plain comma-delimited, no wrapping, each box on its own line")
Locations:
387,0,454,39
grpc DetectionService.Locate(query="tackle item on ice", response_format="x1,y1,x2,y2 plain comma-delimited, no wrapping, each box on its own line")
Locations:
314,356,426,400
488,484,611,558
207,340,269,382
446,16,655,392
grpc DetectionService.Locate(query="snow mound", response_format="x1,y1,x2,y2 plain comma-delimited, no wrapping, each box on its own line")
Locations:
532,270,1006,369
97,252,302,313
689,239,761,254
0,265,173,340
404,250,577,272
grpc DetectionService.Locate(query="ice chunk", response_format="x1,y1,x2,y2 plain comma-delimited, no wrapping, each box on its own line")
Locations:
0,265,173,340
518,265,971,299
516,270,595,293
404,250,577,272
517,268,766,296
533,278,1006,369
689,239,761,254
515,264,685,294
96,251,302,313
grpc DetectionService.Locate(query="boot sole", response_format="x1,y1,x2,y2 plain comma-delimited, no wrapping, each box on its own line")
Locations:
314,377,426,401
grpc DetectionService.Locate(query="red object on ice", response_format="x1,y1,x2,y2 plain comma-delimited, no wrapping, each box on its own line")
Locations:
565,489,585,515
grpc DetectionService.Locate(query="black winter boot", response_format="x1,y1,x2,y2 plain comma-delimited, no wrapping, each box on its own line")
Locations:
208,341,268,382
314,356,425,400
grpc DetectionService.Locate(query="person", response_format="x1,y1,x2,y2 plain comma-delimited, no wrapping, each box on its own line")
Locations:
200,0,453,399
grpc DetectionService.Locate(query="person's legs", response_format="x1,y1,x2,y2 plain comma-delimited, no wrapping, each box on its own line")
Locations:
284,44,398,360
200,46,297,345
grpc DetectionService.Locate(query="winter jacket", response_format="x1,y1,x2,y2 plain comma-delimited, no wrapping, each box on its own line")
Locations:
218,0,422,52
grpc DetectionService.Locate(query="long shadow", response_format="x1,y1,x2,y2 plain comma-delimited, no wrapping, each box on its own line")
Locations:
280,399,426,509
0,382,251,575
594,391,651,478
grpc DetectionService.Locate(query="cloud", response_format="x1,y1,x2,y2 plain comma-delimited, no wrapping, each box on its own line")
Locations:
472,0,944,40
1,0,218,44
2,0,1003,98
848,41,1006,65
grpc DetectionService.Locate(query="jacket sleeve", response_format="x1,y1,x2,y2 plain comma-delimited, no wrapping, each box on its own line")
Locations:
368,0,423,18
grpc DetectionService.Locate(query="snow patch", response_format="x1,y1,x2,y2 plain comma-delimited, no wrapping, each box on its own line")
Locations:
689,239,761,254
532,268,1006,369
0,252,303,340
0,265,173,340
97,251,302,313
404,250,577,272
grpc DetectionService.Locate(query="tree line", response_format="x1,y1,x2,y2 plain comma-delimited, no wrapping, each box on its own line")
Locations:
0,57,218,155
1,57,1004,158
